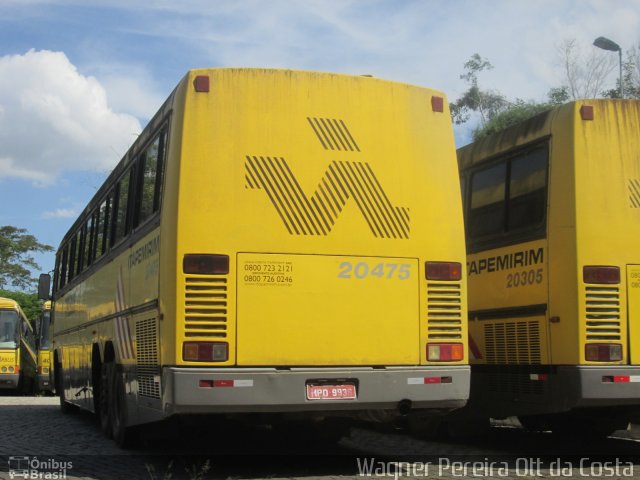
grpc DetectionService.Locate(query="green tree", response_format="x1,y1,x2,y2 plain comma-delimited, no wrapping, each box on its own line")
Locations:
0,226,54,290
603,44,640,99
450,54,572,141
450,54,509,128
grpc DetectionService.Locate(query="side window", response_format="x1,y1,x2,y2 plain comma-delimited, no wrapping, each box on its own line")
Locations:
77,225,87,274
83,216,94,269
58,246,68,290
138,140,158,225
95,198,109,260
113,170,133,245
134,129,166,229
469,163,506,238
467,143,548,249
67,235,78,282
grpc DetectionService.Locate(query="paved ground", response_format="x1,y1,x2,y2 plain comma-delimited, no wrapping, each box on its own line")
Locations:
1,396,640,479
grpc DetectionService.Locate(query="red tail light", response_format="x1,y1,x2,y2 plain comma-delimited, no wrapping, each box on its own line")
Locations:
583,266,620,284
183,342,228,362
183,254,229,275
426,262,462,281
585,343,622,362
427,343,464,362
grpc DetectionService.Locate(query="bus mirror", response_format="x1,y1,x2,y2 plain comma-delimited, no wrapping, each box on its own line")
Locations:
38,274,51,300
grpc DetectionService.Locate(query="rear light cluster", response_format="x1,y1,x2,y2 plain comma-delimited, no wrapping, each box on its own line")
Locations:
183,254,229,275
585,343,622,362
583,266,620,284
425,262,462,281
427,343,464,362
183,342,228,362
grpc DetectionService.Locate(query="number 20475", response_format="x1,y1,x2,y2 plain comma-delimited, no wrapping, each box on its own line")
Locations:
338,262,411,280
506,268,543,288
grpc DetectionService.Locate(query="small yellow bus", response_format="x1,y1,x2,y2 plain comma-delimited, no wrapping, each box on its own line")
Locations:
40,68,469,446
0,297,37,393
36,301,53,393
458,99,640,436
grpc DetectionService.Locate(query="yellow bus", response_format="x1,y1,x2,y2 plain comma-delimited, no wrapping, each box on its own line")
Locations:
0,297,37,393
39,68,469,447
36,301,53,393
458,99,640,436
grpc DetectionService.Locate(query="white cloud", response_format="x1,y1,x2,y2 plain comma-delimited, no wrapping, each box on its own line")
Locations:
42,208,78,219
0,49,142,185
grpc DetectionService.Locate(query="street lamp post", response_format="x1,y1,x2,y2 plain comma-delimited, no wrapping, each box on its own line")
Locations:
593,36,624,98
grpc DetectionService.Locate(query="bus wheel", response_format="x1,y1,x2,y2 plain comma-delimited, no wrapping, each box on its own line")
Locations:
110,365,139,448
99,362,113,438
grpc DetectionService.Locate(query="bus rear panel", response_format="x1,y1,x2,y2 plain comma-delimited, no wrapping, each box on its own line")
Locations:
459,100,640,434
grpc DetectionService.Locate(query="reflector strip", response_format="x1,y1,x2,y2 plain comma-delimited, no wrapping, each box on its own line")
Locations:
199,379,254,388
529,373,549,381
408,377,452,385
233,379,254,387
602,375,640,383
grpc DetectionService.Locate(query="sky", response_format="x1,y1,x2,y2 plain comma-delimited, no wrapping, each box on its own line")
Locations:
0,0,639,284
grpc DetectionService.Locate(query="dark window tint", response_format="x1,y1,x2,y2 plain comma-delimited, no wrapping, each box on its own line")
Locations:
466,144,548,248
138,139,159,225
58,247,68,290
469,163,506,238
95,198,109,259
508,149,547,231
67,235,78,282
113,171,132,245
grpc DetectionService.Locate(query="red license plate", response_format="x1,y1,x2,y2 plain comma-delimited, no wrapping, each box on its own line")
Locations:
306,383,357,400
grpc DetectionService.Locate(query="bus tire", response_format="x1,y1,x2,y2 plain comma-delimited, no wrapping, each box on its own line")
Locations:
110,365,138,448
99,362,113,438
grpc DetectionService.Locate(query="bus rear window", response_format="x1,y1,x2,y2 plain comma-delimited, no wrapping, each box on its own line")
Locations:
467,144,548,249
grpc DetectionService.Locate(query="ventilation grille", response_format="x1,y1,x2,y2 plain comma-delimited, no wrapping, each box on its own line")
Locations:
585,286,621,341
245,156,410,238
427,282,463,340
484,321,541,364
628,179,640,208
136,317,160,399
184,277,228,338
486,372,544,396
307,117,360,151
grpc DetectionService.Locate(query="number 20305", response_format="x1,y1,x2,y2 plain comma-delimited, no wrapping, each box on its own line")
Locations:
338,262,411,280
506,268,543,288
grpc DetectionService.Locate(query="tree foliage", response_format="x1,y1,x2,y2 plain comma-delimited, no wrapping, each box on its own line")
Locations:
603,44,640,99
0,226,53,290
450,54,509,128
476,100,556,139
0,289,41,327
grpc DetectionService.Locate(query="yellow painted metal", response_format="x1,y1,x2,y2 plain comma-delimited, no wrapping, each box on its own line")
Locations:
237,253,420,365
